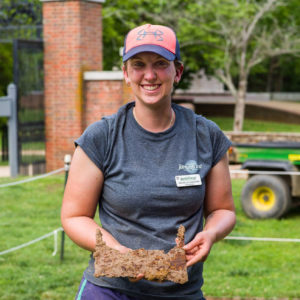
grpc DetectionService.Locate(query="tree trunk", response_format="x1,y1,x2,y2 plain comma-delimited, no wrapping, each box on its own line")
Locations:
266,57,280,92
233,77,247,131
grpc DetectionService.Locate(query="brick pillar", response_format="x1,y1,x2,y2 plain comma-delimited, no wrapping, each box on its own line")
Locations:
42,0,104,171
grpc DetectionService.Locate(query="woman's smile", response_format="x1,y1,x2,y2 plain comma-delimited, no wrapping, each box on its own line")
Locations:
141,84,161,91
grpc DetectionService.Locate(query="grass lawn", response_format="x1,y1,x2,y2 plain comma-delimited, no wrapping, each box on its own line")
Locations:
210,117,300,132
0,176,300,299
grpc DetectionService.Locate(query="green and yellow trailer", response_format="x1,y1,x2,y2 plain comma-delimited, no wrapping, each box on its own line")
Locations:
229,142,300,219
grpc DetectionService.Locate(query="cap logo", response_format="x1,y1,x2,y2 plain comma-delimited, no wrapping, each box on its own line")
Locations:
137,29,164,41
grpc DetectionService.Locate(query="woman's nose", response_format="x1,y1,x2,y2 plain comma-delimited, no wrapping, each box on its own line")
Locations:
144,66,157,81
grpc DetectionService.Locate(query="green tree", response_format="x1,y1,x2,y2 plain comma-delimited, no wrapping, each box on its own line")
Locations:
181,0,300,131
247,0,300,93
102,0,300,131
0,0,42,26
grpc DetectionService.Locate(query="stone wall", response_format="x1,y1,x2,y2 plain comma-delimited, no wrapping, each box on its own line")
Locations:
226,131,300,143
194,102,300,124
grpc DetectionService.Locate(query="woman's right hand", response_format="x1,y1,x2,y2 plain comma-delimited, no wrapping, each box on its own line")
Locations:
129,274,144,282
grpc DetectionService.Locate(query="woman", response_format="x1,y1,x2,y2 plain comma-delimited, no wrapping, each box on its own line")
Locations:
61,24,236,300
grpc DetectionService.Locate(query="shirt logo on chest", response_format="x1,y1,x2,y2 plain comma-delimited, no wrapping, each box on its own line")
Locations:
178,160,202,174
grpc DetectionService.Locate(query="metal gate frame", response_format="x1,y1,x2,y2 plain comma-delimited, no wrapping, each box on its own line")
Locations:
13,38,45,175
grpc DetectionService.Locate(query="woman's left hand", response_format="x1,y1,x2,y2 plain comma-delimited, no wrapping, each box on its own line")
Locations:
182,229,216,267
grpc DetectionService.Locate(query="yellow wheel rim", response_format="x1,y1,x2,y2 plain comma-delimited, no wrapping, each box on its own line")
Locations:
252,186,275,211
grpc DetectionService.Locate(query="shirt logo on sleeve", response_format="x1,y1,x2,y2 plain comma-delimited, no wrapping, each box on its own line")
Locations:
178,160,202,174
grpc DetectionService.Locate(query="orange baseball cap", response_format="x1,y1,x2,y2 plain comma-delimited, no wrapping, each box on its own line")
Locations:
123,24,181,62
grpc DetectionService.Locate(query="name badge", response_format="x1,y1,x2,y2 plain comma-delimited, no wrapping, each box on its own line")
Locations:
175,174,202,187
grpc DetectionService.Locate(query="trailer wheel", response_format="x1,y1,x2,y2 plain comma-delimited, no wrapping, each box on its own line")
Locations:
241,175,291,219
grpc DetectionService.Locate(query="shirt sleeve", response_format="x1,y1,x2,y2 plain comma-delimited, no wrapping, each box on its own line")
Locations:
75,119,109,172
206,119,232,167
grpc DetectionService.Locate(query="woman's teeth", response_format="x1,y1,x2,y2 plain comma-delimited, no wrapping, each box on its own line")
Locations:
143,85,159,91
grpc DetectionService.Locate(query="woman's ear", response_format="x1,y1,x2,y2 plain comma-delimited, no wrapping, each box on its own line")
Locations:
122,64,130,86
174,63,184,84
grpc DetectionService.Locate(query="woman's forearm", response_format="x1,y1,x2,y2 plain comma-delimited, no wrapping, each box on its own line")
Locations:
203,209,236,243
62,216,129,253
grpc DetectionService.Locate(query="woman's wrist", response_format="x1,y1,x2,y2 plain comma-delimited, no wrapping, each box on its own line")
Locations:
202,228,218,245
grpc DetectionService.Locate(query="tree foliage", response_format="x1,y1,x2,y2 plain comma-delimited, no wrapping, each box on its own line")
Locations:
192,0,300,130
103,0,300,131
0,0,299,131
0,0,42,26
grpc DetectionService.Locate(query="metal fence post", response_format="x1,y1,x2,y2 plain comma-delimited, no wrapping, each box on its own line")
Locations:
60,154,72,261
7,83,18,177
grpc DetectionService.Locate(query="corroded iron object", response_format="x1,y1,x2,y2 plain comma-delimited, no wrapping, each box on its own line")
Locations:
93,225,188,284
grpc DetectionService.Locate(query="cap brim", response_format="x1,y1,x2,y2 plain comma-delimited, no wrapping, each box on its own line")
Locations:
123,45,176,62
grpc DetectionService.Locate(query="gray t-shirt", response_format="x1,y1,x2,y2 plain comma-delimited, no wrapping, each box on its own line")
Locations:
75,102,231,300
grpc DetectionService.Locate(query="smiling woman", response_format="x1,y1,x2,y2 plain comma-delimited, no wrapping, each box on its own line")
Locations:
61,23,236,300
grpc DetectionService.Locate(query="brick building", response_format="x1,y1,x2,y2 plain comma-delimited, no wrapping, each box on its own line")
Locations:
42,0,130,171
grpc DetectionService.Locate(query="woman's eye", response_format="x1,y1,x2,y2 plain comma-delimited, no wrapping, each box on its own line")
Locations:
132,61,144,67
156,60,169,68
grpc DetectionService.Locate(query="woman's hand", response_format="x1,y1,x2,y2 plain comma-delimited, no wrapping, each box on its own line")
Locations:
129,274,144,283
183,230,216,267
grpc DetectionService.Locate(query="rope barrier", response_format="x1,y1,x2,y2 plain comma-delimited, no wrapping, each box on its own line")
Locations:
230,169,300,176
0,227,298,258
0,167,299,190
0,167,64,188
225,236,300,243
0,227,64,256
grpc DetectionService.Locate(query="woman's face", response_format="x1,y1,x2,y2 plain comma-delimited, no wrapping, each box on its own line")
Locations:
123,52,183,107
